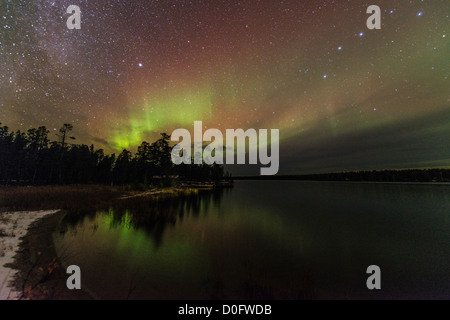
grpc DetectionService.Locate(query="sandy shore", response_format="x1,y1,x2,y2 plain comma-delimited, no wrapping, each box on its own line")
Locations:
0,210,91,300
0,210,58,299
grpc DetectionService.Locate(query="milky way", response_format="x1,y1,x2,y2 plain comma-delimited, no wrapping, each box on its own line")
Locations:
0,0,448,174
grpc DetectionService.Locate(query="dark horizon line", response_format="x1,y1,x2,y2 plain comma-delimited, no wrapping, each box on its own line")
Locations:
232,168,450,183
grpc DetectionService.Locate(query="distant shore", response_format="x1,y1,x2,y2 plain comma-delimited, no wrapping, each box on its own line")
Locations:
234,169,450,183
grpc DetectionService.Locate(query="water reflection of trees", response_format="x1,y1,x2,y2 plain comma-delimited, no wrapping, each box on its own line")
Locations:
61,189,225,247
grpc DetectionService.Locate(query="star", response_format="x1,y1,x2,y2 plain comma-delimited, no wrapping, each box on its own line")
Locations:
0,0,447,176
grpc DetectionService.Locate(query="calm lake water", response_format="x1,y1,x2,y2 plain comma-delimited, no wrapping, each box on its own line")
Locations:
53,181,450,299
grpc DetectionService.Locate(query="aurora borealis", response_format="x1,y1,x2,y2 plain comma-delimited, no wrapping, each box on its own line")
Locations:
0,0,448,175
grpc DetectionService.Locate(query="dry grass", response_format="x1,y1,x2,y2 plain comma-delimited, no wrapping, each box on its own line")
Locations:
0,185,131,214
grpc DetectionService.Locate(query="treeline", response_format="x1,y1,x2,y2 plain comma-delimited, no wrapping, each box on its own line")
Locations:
235,169,450,183
0,122,229,186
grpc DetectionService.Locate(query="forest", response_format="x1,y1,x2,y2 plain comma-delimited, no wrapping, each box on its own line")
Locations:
0,122,229,187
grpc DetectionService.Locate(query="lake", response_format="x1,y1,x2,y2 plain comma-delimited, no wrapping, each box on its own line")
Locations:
53,181,450,299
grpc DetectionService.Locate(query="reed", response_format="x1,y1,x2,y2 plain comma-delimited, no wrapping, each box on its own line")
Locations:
0,185,128,213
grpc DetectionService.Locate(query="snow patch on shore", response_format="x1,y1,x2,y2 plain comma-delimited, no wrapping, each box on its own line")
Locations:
0,210,59,300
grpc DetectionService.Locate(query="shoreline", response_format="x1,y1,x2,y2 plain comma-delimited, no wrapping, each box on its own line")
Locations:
0,210,57,299
0,210,93,300
233,179,450,185
0,210,93,299
0,186,214,300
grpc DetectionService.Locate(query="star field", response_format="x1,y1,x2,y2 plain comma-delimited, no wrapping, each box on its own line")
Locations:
0,0,449,174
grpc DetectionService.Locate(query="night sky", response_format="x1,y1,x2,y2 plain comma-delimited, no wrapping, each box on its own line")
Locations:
0,0,448,175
